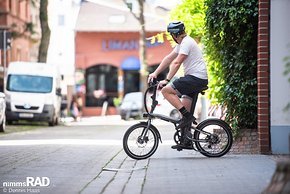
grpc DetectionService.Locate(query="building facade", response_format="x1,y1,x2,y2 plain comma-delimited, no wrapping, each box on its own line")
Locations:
75,1,172,116
269,0,290,154
0,0,40,91
258,0,290,154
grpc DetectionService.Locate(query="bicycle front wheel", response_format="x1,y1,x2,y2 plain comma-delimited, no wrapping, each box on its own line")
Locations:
194,119,233,157
123,123,159,160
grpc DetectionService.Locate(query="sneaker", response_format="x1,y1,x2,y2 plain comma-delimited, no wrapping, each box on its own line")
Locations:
171,143,193,151
171,144,183,151
177,115,196,129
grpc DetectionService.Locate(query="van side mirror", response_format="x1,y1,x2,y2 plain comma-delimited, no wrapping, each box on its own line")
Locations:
56,88,62,96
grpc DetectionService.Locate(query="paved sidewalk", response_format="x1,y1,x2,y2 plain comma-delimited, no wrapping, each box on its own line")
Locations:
81,143,279,194
80,149,278,194
65,116,282,194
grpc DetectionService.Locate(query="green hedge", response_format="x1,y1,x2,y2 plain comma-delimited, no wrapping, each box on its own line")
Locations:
204,0,258,134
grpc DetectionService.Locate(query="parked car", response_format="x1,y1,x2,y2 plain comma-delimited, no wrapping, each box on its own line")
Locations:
153,92,181,119
0,92,6,132
120,92,143,120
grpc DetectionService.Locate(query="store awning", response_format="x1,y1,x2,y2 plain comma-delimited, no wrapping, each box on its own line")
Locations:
121,56,140,70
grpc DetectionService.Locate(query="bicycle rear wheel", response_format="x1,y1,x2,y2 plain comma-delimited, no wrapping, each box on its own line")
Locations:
123,122,159,160
194,119,233,157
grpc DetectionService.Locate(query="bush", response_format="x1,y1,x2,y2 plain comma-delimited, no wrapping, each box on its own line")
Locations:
204,0,258,134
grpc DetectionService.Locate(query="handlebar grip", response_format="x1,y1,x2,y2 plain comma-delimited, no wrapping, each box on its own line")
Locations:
149,78,157,87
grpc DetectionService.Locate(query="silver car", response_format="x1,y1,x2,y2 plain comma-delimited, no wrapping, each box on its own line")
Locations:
0,92,6,132
120,92,143,120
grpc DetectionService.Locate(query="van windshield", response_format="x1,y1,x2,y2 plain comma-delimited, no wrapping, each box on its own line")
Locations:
7,74,53,93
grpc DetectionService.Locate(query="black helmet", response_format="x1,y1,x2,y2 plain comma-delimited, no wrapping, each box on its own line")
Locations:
167,21,185,35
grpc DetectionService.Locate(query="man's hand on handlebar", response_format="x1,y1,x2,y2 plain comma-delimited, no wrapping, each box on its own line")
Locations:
158,80,168,90
148,73,157,83
148,73,169,89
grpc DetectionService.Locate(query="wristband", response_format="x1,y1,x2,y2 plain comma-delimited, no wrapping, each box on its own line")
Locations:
165,78,171,82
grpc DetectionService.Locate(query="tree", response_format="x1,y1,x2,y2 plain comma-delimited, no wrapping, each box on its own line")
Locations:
170,0,258,134
38,0,51,62
123,0,147,93
170,0,205,41
204,0,258,133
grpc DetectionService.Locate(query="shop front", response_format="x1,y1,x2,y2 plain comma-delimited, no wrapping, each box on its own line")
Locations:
75,32,172,116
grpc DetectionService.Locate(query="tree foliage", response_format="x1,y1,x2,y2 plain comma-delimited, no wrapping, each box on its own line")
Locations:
204,0,258,132
170,0,205,41
170,0,259,134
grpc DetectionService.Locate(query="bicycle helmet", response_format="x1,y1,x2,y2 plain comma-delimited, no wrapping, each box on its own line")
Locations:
167,21,185,35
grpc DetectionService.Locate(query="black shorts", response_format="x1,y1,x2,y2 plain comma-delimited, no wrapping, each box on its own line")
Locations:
171,75,208,97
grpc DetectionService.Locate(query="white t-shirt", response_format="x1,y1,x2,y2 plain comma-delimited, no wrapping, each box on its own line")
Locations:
173,36,208,79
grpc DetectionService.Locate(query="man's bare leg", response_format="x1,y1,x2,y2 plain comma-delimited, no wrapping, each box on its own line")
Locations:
160,85,183,110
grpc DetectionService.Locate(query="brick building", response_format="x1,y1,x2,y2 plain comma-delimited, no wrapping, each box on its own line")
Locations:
0,0,40,91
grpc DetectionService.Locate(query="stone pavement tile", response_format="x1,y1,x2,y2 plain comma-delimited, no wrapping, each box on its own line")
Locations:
142,147,276,194
121,159,148,194
81,150,148,194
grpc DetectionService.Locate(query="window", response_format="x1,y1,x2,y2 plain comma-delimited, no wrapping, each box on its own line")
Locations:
85,65,118,107
124,70,139,94
7,75,53,93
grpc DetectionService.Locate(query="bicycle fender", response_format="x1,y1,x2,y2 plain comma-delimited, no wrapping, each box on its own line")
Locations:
139,121,162,143
197,118,232,130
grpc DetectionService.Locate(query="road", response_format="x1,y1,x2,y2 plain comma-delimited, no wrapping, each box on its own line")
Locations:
0,116,278,194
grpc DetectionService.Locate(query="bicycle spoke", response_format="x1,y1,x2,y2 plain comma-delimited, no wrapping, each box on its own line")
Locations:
194,119,233,157
123,123,159,160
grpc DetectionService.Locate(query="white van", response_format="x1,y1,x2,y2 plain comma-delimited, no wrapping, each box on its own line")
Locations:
5,61,62,126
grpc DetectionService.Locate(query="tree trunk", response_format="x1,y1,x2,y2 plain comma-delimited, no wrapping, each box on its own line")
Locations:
138,0,147,94
38,0,50,63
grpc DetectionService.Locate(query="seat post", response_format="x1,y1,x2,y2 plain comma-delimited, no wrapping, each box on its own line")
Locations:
189,93,199,116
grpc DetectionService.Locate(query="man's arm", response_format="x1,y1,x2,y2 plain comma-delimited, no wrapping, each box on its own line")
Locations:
149,49,178,79
166,53,187,81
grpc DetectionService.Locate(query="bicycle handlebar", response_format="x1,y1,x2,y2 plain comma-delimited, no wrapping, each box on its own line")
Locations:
144,78,159,114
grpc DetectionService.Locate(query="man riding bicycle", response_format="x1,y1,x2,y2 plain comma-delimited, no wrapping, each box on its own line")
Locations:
148,21,208,150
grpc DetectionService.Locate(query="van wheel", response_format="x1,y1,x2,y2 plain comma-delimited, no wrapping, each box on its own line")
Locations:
55,117,59,126
49,115,59,126
48,120,54,126
48,116,55,126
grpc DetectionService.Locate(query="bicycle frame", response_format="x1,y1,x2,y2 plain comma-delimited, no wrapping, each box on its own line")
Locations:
123,79,233,159
142,79,209,143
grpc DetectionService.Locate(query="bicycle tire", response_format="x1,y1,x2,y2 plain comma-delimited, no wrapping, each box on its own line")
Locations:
194,118,233,157
123,122,159,160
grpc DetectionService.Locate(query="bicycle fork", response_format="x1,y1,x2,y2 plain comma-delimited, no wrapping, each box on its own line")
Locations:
139,119,162,144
